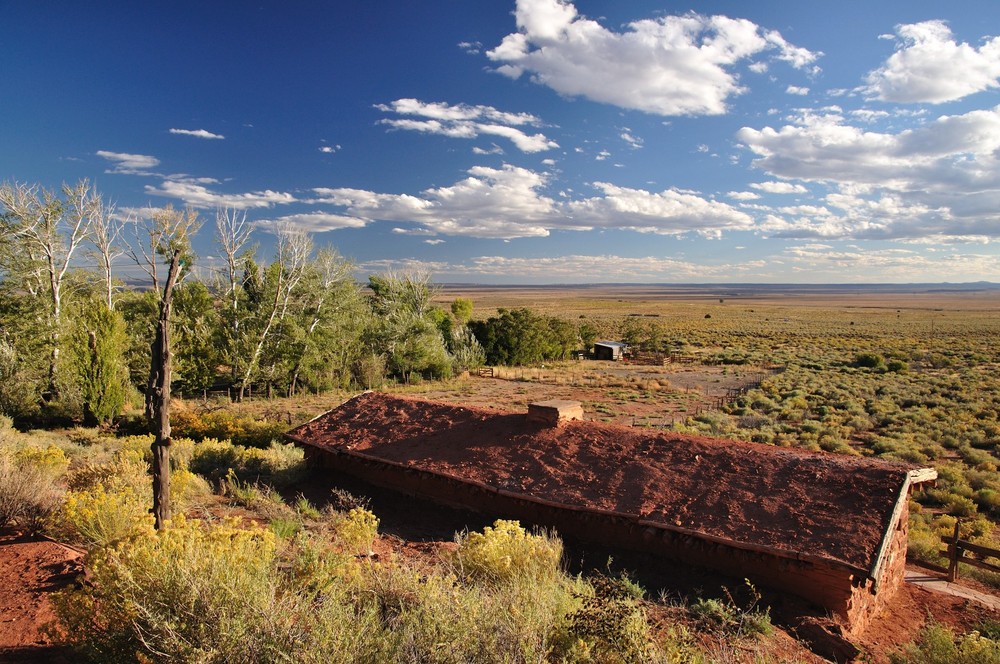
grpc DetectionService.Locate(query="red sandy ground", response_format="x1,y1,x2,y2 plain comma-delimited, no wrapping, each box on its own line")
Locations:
0,528,81,663
289,392,921,573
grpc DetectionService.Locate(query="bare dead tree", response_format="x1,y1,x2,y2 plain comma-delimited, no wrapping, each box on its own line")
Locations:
214,207,254,383
88,198,127,310
215,206,253,307
127,207,163,293
137,205,201,530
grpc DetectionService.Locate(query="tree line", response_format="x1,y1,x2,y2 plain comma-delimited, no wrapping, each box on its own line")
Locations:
0,180,589,426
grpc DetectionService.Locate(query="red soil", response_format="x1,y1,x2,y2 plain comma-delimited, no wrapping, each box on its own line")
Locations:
289,392,927,573
0,528,82,663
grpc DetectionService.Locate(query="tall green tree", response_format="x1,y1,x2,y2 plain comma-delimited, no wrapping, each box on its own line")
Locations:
450,297,474,324
69,298,128,426
285,247,364,395
366,272,451,382
469,308,579,366
0,180,97,399
172,281,222,395
233,226,309,399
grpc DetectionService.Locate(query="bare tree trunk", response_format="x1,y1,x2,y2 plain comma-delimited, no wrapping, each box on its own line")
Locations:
148,249,183,530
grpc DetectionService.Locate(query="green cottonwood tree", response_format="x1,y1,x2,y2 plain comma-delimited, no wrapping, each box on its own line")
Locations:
0,180,97,400
366,272,452,382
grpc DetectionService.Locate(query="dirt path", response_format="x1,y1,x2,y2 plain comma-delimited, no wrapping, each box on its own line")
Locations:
905,568,1000,611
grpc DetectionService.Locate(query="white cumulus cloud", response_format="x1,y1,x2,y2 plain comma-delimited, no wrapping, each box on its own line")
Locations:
145,180,296,210
566,184,753,237
486,0,820,116
863,21,1000,103
376,98,558,153
751,181,808,194
255,212,366,232
169,128,224,140
310,164,752,240
96,150,160,175
738,106,1000,240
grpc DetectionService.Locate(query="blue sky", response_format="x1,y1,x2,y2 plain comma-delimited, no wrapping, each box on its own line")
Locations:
4,0,1000,283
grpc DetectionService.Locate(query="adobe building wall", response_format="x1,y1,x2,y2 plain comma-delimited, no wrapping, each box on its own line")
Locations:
302,444,891,632
841,508,910,637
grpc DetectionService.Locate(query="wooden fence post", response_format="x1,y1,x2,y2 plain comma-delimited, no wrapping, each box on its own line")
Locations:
947,520,961,582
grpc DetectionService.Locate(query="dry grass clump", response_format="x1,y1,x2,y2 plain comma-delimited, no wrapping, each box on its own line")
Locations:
0,449,63,530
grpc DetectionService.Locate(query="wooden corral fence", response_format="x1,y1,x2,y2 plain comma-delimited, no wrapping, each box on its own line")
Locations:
628,351,699,365
944,521,1000,581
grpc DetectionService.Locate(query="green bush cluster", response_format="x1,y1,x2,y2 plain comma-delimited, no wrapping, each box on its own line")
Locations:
170,408,289,448
189,438,305,487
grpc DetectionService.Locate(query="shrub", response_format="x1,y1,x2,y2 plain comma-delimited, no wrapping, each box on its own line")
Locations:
13,444,69,478
327,487,370,512
452,519,562,587
67,448,148,490
294,494,322,520
50,448,152,546
334,507,379,556
222,471,292,519
854,352,886,370
170,467,212,510
190,438,305,488
887,358,909,373
567,574,661,663
269,516,302,539
0,450,63,530
54,516,284,662
890,622,1000,663
689,581,773,639
364,559,589,663
170,408,288,448
49,482,152,548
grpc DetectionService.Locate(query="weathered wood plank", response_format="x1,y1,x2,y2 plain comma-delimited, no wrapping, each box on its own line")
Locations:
955,539,1000,559
955,557,1000,575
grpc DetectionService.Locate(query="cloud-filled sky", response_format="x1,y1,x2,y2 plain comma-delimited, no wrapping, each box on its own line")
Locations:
4,0,1000,283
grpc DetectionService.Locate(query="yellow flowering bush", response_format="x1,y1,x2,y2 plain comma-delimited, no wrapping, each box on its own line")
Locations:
335,507,379,556
14,444,69,479
170,467,212,510
66,448,148,492
453,519,563,587
190,438,304,487
171,408,288,448
49,483,152,547
55,516,282,662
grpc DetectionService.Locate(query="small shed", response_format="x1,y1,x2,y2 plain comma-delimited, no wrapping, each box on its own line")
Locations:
593,340,628,361
287,392,936,637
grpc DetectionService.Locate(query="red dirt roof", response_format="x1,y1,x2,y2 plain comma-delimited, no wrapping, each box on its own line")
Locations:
288,392,929,572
